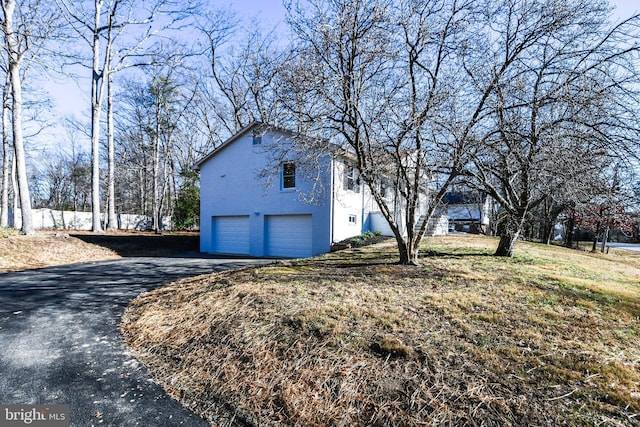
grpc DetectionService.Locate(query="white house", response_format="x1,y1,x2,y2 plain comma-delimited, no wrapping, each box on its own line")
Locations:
195,122,417,258
444,191,492,234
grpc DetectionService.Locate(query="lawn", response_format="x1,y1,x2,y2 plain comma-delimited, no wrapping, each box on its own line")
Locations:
121,235,640,426
0,229,119,272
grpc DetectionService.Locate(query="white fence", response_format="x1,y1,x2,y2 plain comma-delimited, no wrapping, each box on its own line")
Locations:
10,208,172,231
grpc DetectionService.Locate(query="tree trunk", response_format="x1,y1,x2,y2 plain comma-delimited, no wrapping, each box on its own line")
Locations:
152,133,160,233
600,225,609,253
495,214,524,257
591,221,601,252
543,221,553,245
3,0,34,235
495,230,520,257
11,155,17,226
564,216,575,248
396,237,411,265
1,78,10,228
392,233,419,265
8,62,33,236
90,0,104,233
106,71,117,231
406,246,419,265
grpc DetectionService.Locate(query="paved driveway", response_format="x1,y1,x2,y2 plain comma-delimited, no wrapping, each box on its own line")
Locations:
0,257,267,426
605,242,640,252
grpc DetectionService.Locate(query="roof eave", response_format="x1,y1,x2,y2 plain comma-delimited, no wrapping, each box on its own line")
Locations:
193,121,264,170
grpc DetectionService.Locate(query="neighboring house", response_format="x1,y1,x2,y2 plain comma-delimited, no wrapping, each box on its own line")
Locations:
195,122,436,258
444,191,491,234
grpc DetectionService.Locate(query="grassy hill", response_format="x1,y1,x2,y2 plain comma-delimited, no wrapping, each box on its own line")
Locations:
122,235,640,426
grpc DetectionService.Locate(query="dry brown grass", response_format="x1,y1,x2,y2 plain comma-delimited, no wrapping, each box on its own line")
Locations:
0,230,120,272
121,235,640,426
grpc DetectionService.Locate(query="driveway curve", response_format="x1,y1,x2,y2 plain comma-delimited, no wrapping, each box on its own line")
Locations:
0,256,267,426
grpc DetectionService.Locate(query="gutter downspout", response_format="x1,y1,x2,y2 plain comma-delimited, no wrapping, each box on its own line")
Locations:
361,176,366,234
330,155,335,245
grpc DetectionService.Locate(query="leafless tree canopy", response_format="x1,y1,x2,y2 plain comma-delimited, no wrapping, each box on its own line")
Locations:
283,0,640,261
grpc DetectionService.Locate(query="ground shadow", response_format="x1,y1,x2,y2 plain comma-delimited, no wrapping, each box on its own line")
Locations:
421,249,495,258
71,233,200,257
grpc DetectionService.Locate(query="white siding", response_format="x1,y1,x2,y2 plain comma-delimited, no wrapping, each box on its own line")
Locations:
331,160,366,242
370,212,394,236
198,125,332,257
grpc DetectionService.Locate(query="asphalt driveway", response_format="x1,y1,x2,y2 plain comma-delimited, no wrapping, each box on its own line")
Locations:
605,242,640,252
0,256,267,426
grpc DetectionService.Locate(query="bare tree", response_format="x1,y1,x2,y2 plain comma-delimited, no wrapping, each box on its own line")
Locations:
114,68,196,231
102,16,198,231
284,0,488,264
1,72,10,227
55,0,199,232
197,8,290,136
372,0,478,263
0,0,64,234
461,0,640,256
1,0,32,234
285,0,640,262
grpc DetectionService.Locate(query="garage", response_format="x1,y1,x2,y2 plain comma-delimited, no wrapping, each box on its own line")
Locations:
265,214,313,258
211,215,250,254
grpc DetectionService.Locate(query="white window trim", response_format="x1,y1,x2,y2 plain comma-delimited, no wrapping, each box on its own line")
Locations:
281,161,296,191
346,165,356,191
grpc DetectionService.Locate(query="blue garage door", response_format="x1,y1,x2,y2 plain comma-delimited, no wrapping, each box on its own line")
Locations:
265,215,313,258
212,216,250,254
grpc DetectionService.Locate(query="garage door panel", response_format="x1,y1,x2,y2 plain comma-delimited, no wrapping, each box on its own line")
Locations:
265,215,312,258
212,216,249,254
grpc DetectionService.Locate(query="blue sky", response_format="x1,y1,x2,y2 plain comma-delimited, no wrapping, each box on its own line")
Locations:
226,0,287,24
49,1,291,122
611,0,639,21
51,0,639,101
226,0,639,23
222,0,639,22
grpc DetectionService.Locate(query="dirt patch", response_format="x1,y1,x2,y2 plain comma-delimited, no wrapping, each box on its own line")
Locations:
0,232,119,273
122,235,640,426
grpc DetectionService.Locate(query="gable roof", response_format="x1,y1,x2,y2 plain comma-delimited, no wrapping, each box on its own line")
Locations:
194,121,350,171
442,191,487,205
194,122,270,170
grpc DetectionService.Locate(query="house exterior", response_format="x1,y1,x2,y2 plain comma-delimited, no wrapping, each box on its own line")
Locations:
195,122,406,258
444,191,492,233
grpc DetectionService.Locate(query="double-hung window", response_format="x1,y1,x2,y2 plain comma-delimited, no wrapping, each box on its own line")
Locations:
282,162,296,189
345,164,359,192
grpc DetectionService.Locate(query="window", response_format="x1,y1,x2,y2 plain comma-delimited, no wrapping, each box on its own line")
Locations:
346,165,355,191
344,163,359,192
282,162,296,189
252,130,262,145
380,180,388,198
348,215,357,224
